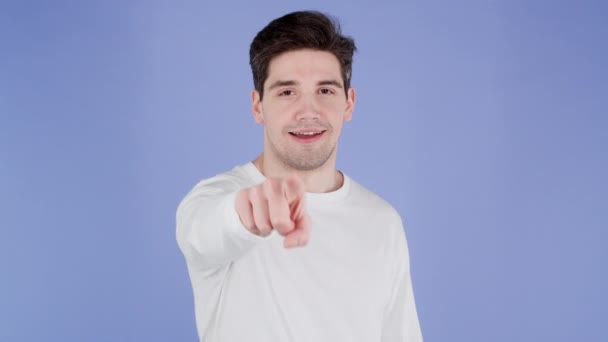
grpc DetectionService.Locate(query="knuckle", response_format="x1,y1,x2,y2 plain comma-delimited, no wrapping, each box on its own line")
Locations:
250,185,260,197
257,225,272,236
237,189,250,204
264,178,282,197
240,216,257,234
245,223,256,233
263,178,276,190
271,217,289,229
253,214,271,231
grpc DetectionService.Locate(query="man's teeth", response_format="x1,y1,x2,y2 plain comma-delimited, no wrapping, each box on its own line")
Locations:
293,131,321,136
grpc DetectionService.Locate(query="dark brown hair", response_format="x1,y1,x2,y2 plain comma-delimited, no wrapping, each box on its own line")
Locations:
249,10,356,100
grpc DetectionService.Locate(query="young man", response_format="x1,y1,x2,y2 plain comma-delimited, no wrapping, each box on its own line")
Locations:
176,10,423,342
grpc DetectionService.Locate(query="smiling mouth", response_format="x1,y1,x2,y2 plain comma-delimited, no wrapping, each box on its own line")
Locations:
288,130,326,142
289,131,325,136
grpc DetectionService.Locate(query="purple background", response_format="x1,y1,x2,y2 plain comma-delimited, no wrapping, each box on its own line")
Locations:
1,1,606,341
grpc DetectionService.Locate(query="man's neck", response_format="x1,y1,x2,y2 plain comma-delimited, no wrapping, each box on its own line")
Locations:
252,154,343,193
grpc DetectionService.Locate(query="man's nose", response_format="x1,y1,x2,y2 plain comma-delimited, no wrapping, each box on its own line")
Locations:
294,94,320,121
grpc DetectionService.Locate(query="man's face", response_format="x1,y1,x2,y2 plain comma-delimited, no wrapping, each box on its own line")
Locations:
252,49,355,171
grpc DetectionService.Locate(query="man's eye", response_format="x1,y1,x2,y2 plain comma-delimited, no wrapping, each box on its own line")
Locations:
279,90,293,96
319,88,334,95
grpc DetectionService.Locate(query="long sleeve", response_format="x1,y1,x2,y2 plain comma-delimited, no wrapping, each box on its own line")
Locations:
381,219,423,342
176,177,265,271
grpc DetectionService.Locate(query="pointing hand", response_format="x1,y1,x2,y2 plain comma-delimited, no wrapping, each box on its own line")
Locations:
235,175,311,248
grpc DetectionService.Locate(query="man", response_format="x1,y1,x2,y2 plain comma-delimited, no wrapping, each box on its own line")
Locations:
176,10,422,342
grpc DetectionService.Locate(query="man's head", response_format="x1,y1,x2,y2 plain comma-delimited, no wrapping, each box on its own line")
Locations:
249,11,357,173
249,11,356,100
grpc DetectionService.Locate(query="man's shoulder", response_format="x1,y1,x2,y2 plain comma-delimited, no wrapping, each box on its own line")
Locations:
346,176,403,224
344,176,408,251
185,162,260,195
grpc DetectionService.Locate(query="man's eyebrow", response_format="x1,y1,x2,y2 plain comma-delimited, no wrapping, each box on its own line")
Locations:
267,79,344,90
318,80,343,88
268,80,297,90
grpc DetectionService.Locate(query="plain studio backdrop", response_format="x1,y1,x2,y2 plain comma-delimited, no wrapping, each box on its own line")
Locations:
1,1,606,341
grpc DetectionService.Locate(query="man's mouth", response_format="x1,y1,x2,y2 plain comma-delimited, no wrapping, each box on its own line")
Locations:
288,129,326,142
290,131,324,136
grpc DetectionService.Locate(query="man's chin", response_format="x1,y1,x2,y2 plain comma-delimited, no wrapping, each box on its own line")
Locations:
282,154,333,172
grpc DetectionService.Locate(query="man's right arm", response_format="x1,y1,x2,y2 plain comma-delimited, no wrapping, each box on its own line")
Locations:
176,178,265,271
176,175,310,271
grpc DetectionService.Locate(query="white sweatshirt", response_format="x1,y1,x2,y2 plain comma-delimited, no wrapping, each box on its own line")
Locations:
176,162,422,342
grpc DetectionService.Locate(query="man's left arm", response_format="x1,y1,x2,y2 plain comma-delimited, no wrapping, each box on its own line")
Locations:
381,220,423,342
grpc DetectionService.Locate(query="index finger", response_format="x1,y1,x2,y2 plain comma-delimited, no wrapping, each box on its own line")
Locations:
264,179,294,234
283,175,306,220
283,212,311,248
283,175,305,206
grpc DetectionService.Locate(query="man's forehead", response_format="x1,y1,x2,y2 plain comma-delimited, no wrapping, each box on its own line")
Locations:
268,50,340,71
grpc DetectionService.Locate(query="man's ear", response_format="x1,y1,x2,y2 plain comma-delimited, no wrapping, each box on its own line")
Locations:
344,87,356,122
252,90,264,124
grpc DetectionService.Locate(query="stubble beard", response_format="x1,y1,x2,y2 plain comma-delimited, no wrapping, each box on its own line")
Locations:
268,132,337,171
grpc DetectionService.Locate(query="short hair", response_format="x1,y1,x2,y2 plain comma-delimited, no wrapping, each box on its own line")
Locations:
249,10,357,100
